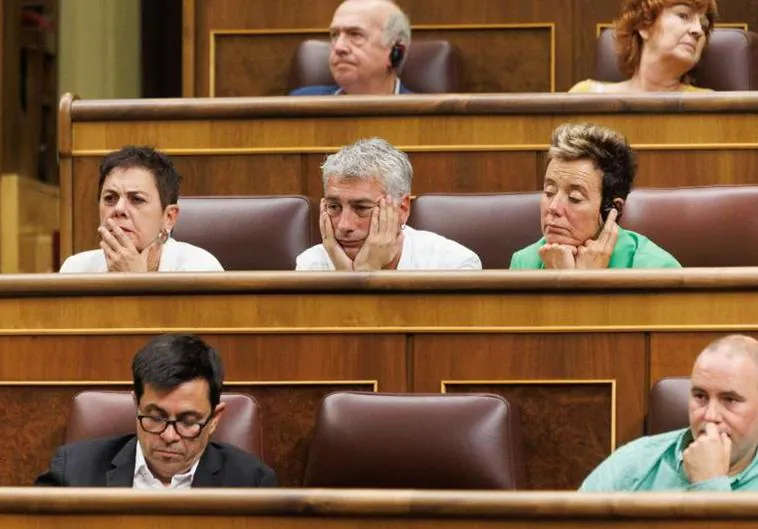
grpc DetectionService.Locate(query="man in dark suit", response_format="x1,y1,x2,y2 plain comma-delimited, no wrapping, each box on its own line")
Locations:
36,334,277,488
291,0,412,96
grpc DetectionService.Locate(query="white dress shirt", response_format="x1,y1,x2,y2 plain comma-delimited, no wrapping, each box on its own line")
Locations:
59,237,224,273
295,225,482,271
132,441,200,490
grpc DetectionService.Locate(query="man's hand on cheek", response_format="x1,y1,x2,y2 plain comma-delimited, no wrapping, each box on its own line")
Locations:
575,208,619,269
683,423,732,484
353,196,403,271
319,199,353,271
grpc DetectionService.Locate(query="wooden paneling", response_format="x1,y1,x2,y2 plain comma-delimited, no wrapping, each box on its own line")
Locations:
408,152,541,194
213,27,553,97
71,157,101,254
0,332,405,486
635,151,758,187
0,334,406,382
420,27,551,93
1,385,127,487
649,331,758,386
172,155,305,196
719,0,758,28
187,0,757,95
570,0,622,86
446,381,613,490
416,333,645,489
67,113,758,151
192,0,568,95
304,153,327,200
214,33,307,97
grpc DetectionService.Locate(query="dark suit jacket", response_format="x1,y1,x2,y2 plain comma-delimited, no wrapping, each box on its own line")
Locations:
35,434,278,487
290,83,413,95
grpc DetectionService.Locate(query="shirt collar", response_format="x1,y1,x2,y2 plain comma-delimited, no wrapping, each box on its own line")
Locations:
134,440,200,487
334,78,401,95
674,427,694,469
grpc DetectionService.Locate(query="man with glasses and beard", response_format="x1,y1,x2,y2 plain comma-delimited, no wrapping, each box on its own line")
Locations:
36,334,277,488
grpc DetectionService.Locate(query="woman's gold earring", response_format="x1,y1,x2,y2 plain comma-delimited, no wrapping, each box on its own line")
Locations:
158,228,169,244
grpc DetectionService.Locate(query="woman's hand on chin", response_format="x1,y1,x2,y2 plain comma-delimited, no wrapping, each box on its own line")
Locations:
539,243,578,269
99,221,162,272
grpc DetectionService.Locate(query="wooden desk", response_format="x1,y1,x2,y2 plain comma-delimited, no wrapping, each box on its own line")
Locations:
3,270,758,487
3,488,758,528
59,93,758,258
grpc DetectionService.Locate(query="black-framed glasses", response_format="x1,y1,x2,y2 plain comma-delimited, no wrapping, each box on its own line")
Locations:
137,412,213,439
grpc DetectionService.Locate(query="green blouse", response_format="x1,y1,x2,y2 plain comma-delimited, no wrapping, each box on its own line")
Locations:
510,227,681,269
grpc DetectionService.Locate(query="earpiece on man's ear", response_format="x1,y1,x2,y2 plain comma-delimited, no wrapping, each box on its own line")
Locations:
389,42,405,69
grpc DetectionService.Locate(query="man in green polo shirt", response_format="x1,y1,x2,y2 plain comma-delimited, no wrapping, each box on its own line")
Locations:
581,335,758,491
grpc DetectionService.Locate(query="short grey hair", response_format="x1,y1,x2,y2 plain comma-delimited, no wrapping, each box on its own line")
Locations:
382,3,411,49
321,137,412,199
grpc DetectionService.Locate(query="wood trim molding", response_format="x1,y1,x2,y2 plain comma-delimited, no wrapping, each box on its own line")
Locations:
0,324,758,336
6,268,758,294
66,93,758,121
1,380,379,388
9,488,758,517
69,142,758,158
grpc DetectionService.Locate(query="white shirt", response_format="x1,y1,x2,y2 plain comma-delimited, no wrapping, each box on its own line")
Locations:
59,238,224,273
295,226,482,271
132,440,200,490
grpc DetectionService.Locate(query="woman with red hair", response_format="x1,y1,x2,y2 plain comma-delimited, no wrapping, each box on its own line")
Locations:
571,0,718,93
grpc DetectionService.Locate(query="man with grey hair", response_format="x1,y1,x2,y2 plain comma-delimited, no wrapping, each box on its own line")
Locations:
291,0,413,95
581,334,758,491
296,138,481,271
